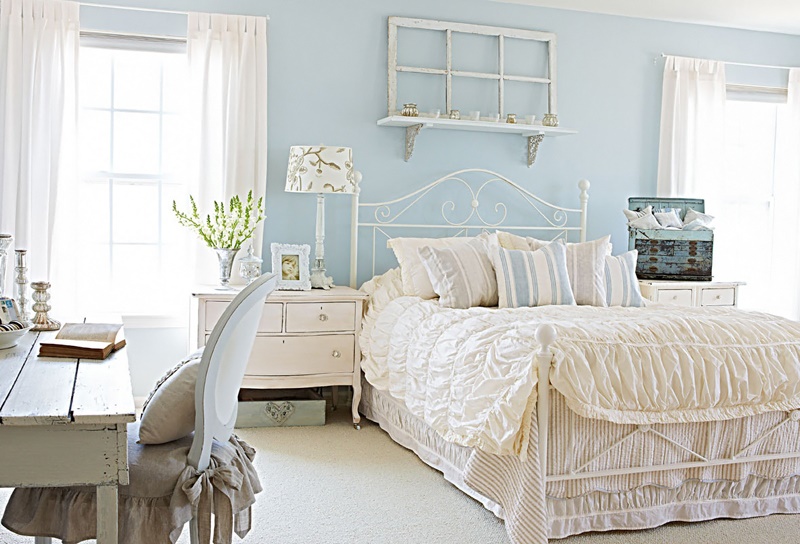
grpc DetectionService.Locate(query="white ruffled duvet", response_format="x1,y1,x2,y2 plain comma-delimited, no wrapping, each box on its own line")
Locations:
360,270,800,457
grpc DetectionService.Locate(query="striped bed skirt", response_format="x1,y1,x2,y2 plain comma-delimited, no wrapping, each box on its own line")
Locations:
360,378,800,544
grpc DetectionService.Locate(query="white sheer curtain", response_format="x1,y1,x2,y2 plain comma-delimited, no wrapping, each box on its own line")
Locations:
771,69,800,320
187,13,268,285
657,56,727,197
0,0,78,289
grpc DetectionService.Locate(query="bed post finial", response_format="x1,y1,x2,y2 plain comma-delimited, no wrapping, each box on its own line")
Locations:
535,324,557,355
578,179,589,242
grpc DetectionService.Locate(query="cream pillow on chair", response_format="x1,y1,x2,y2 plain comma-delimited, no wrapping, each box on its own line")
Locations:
138,348,204,445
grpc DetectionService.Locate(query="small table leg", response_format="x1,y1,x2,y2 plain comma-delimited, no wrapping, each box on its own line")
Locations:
352,376,362,430
96,485,118,543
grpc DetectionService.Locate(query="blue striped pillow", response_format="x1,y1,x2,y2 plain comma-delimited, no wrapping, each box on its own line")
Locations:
494,240,576,308
604,250,645,307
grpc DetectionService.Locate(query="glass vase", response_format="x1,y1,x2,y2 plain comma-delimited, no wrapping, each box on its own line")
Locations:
214,248,240,289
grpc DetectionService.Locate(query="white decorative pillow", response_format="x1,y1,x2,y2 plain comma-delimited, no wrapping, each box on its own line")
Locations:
654,209,683,229
418,238,497,309
526,236,611,306
388,236,484,299
684,207,714,227
138,348,204,444
605,251,645,307
494,230,531,250
627,213,662,230
622,205,653,222
493,240,575,308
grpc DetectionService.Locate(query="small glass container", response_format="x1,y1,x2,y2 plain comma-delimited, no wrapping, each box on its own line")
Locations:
401,103,419,117
525,114,536,124
542,113,559,127
506,113,517,124
468,110,480,121
239,245,263,286
449,109,460,120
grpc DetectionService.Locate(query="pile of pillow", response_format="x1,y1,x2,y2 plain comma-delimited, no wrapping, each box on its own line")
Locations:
388,231,644,310
624,206,714,231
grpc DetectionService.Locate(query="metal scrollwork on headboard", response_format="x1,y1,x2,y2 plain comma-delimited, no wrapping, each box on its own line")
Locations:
350,168,590,287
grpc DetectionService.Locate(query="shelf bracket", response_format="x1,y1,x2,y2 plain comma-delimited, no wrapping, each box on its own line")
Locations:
527,134,545,168
404,123,423,161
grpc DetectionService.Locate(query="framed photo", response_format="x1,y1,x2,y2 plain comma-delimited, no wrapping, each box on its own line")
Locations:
271,243,311,291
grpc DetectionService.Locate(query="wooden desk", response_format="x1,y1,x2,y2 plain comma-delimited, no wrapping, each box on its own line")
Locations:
0,327,135,544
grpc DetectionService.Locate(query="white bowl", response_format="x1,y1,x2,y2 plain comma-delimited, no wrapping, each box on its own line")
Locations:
0,324,33,350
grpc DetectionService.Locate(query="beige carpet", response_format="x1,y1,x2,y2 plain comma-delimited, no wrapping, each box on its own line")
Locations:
2,409,800,543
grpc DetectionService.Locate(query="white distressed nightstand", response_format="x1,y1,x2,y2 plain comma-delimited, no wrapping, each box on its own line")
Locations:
638,280,745,308
191,285,368,428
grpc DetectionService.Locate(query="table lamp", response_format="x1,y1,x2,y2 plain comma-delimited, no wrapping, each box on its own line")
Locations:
285,146,360,289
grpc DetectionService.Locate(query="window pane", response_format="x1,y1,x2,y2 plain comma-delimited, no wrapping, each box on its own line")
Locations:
112,181,159,244
80,110,111,172
162,55,188,114
113,49,162,111
113,112,160,174
80,48,113,109
78,178,110,244
162,113,188,176
111,245,160,309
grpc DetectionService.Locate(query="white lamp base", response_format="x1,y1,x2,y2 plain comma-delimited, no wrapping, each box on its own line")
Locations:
310,268,334,289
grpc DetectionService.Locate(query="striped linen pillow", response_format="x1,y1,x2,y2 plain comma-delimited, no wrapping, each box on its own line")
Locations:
527,236,611,306
605,250,645,307
493,240,576,308
418,238,497,308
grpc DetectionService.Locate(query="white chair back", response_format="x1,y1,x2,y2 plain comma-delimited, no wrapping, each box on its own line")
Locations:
188,273,277,469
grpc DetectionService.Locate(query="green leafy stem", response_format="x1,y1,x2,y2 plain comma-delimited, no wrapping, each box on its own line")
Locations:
172,190,265,250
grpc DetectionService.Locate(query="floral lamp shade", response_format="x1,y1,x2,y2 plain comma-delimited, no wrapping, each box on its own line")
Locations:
285,146,356,194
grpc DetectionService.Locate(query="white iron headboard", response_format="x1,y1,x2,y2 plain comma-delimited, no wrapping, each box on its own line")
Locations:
349,168,590,288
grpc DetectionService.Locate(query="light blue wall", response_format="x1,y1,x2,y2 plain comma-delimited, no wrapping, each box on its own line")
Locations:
81,0,800,394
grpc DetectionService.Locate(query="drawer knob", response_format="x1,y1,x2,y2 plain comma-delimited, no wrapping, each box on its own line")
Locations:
672,295,678,300
715,294,721,300
319,314,329,322
332,350,341,358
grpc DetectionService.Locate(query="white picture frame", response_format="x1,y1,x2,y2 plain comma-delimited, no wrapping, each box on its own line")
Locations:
271,243,311,291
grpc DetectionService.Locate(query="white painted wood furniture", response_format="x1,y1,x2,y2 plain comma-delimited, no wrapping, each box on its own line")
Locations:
381,17,576,165
191,285,368,429
638,279,745,308
0,321,136,544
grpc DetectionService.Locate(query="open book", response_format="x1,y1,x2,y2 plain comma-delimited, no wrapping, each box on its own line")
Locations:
38,323,126,360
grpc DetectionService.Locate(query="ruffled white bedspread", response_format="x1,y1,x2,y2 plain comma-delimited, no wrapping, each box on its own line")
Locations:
360,270,800,457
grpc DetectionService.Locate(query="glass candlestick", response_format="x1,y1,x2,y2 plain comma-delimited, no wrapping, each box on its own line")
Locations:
14,250,29,322
0,234,11,297
30,281,61,331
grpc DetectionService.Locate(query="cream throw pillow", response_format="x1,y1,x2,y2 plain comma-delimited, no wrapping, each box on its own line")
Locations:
138,348,203,445
527,236,611,306
418,238,497,308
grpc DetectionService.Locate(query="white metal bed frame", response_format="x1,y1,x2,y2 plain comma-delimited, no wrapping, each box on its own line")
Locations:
349,167,800,491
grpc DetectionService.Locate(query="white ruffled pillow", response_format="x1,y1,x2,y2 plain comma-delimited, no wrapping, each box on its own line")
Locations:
627,213,662,230
684,207,715,227
623,205,653,222
655,209,683,229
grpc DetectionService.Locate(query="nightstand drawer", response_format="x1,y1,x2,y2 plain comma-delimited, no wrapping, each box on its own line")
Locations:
701,287,736,306
656,289,693,306
285,302,356,333
205,301,283,333
245,335,355,376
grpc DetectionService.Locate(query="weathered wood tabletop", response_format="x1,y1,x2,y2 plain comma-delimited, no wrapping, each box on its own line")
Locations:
0,325,136,544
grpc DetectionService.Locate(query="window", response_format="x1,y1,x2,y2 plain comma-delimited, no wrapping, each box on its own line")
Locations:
75,44,189,317
714,94,798,318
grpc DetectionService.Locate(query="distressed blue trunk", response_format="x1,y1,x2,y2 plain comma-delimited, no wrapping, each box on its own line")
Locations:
627,197,714,281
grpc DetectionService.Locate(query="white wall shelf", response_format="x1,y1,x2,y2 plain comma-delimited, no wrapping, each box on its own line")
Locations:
377,115,577,166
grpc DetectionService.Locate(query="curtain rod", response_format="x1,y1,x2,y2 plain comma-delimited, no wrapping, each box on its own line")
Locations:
77,1,270,19
660,53,797,71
